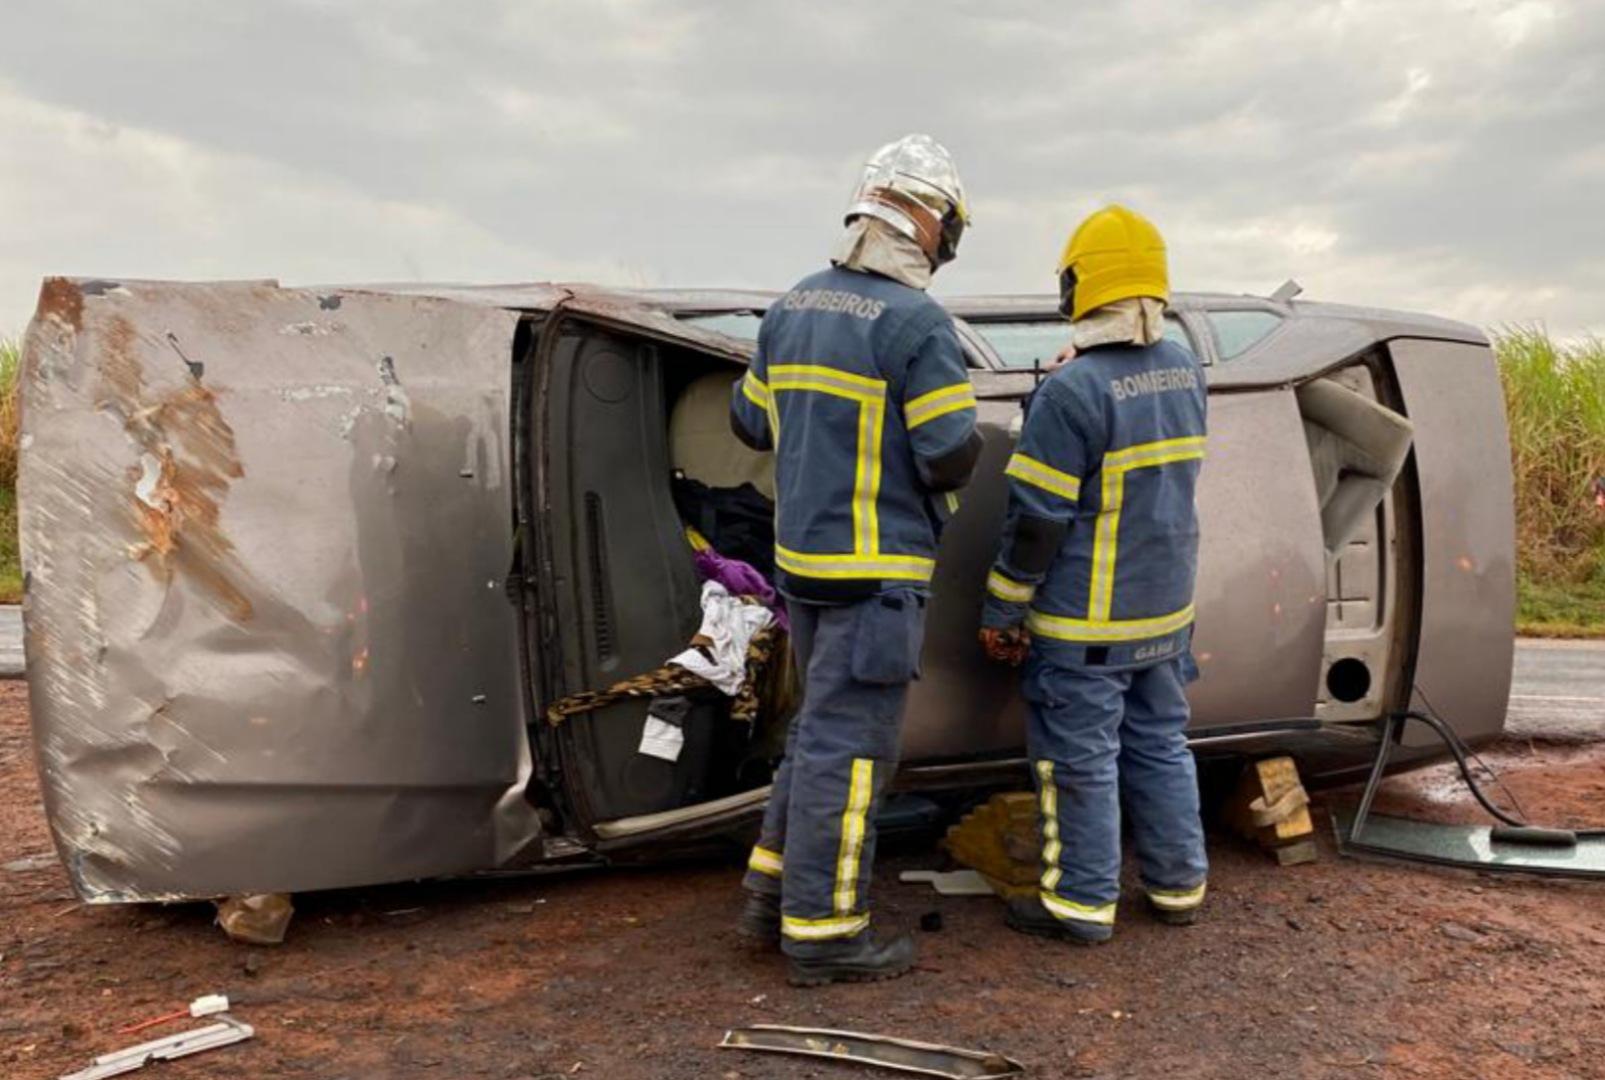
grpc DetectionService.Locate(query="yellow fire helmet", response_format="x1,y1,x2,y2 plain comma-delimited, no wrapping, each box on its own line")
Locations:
1056,204,1169,320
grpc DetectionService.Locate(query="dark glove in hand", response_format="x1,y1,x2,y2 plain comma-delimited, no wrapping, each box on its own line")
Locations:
979,626,1030,666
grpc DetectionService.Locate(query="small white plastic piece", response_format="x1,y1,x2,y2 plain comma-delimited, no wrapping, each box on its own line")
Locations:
189,994,230,1018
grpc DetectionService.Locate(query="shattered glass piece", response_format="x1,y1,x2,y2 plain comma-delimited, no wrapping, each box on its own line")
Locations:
1333,808,1605,880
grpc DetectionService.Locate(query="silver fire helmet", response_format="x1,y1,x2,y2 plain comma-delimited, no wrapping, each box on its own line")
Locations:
844,133,970,268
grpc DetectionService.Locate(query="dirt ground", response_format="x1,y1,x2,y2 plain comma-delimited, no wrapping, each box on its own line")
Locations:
3,680,1604,1080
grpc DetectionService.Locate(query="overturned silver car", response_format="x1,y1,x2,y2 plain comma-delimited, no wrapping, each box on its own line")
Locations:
18,277,1515,903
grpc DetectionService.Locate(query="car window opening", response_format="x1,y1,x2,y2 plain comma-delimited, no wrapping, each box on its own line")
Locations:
1208,310,1283,361
971,318,1193,370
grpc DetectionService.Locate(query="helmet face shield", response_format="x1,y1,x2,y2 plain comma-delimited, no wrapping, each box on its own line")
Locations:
1058,266,1078,319
936,202,967,266
844,134,968,269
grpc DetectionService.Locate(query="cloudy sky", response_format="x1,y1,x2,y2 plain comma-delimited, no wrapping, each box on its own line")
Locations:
1,0,1600,337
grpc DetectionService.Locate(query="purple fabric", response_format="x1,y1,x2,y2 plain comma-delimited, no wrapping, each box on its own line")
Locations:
694,548,789,632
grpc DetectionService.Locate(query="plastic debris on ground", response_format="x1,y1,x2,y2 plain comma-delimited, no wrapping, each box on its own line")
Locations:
58,1016,254,1079
899,869,997,897
117,993,231,1035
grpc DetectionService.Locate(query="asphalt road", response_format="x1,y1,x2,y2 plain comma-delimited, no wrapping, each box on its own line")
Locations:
1505,636,1605,743
0,606,1597,739
0,607,19,679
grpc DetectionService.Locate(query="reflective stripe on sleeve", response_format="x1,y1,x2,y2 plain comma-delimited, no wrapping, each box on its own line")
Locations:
833,759,875,915
747,845,783,878
1005,453,1082,501
987,569,1036,604
1039,890,1117,925
741,372,770,409
781,912,871,941
905,382,977,429
1146,882,1207,910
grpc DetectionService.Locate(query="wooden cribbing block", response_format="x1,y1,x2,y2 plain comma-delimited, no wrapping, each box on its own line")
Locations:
943,792,1042,897
1227,756,1317,865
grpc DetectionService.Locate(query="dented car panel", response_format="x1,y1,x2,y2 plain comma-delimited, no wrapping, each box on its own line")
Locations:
20,276,1516,903
21,279,539,900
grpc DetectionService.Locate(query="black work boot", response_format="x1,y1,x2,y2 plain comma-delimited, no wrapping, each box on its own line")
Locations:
737,891,781,947
1004,895,1112,945
786,932,916,987
1146,897,1200,926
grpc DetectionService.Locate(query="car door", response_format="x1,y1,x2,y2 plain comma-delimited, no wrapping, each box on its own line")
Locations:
902,320,1330,761
20,278,541,901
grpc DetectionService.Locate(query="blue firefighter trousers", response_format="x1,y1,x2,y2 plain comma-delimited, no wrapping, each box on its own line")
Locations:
1024,651,1209,934
742,591,925,957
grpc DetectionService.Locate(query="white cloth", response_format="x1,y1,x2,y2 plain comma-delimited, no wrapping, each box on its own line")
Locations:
831,218,933,290
1072,297,1168,350
668,581,775,696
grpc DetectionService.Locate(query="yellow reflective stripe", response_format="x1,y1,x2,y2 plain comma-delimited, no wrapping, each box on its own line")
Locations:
740,371,770,409
1005,453,1082,501
747,845,783,878
769,364,887,391
1026,604,1196,643
833,759,875,915
1088,436,1206,621
782,912,871,941
1089,470,1123,620
766,365,887,558
1036,760,1062,893
769,364,886,403
905,382,976,429
987,569,1036,604
767,376,883,402
944,491,961,514
1147,882,1207,910
1104,435,1206,467
685,526,711,553
1039,890,1117,925
853,399,885,556
775,545,936,582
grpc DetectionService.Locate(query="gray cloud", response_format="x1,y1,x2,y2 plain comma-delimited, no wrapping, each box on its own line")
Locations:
1,0,1600,335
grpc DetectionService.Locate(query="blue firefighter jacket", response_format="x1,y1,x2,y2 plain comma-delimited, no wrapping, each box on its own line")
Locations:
982,338,1207,667
730,265,982,603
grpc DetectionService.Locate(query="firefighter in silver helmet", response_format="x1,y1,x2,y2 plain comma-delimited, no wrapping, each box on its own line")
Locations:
732,134,981,985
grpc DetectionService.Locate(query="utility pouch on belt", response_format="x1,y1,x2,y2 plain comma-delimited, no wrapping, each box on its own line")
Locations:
850,591,927,686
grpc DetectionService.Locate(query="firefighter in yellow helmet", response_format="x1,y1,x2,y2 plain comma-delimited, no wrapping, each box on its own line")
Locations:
980,205,1210,942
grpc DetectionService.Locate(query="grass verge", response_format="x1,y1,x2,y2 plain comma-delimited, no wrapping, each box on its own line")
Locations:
1518,572,1605,638
1497,327,1605,638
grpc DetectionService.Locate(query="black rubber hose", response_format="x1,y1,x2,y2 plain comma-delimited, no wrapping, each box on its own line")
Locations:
1397,709,1605,840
